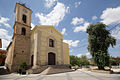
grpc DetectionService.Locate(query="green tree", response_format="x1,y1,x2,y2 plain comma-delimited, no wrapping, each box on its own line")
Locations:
70,55,89,67
70,55,81,67
86,23,116,70
81,55,90,67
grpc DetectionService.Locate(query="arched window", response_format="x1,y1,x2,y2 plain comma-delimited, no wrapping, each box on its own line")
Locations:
21,27,26,35
49,39,54,47
22,14,27,23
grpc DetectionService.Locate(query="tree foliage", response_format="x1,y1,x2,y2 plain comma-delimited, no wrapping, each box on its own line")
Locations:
81,55,90,66
70,55,81,66
19,62,27,69
70,55,89,67
86,23,116,70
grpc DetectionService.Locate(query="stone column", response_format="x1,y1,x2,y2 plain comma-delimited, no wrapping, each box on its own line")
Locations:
32,31,39,69
32,52,39,69
61,39,64,64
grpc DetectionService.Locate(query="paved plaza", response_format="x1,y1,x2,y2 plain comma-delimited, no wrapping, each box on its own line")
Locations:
0,69,120,80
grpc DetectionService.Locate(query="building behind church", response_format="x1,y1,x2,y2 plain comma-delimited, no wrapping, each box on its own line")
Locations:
0,39,2,48
5,3,70,72
0,39,7,66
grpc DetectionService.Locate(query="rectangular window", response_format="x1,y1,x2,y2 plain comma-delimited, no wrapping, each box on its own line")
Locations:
49,39,54,47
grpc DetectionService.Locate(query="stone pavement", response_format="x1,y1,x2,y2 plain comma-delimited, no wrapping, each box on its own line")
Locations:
0,69,120,80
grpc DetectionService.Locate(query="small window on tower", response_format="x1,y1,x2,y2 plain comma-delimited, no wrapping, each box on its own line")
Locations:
21,27,26,35
49,39,54,47
22,14,27,23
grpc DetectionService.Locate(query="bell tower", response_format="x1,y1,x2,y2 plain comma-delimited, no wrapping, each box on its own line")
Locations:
11,3,32,71
14,3,32,36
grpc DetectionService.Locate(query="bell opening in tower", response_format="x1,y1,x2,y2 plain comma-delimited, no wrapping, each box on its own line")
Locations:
22,14,27,23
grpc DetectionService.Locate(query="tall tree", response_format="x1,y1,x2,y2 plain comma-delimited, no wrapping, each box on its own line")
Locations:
86,23,116,70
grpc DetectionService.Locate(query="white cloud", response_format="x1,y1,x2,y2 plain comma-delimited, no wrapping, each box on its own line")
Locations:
61,28,67,35
0,17,11,28
74,22,90,32
0,29,11,40
75,2,81,8
31,23,35,30
71,17,90,32
101,6,120,25
92,16,97,20
45,0,57,8
0,29,12,49
114,43,120,48
63,40,79,47
77,52,91,58
35,2,69,26
71,17,84,26
1,39,10,49
111,26,120,40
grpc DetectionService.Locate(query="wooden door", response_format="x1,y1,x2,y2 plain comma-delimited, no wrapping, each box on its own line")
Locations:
48,52,55,65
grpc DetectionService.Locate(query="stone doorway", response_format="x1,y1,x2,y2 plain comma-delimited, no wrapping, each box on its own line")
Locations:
31,55,34,66
48,52,55,65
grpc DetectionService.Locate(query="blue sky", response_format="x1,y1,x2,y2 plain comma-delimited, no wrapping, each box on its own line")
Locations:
0,0,120,58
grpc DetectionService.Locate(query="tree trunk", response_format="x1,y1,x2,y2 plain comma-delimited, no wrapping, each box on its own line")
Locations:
98,66,105,70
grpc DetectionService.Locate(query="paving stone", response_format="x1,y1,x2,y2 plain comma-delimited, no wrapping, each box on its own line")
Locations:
0,69,120,80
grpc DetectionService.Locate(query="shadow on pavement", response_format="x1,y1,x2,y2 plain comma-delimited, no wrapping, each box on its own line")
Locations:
113,72,120,74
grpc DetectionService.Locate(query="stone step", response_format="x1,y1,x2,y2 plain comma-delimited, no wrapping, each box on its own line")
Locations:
0,66,10,75
27,65,73,74
49,65,70,69
40,65,73,75
26,66,48,74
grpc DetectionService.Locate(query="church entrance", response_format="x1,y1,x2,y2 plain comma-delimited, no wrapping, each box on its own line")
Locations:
48,52,55,65
31,55,34,66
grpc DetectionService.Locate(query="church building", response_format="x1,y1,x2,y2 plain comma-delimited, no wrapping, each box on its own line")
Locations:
5,3,70,72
